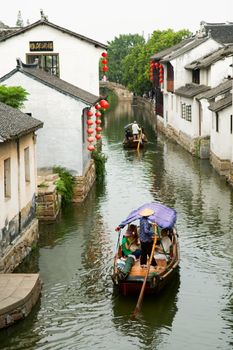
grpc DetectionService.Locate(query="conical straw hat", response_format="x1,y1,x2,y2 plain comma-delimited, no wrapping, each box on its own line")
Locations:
139,208,154,217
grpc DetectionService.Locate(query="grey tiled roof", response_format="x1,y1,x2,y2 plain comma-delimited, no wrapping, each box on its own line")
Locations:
162,37,209,62
0,102,43,142
175,83,210,98
185,45,233,69
208,93,232,112
0,19,107,49
204,22,233,44
151,37,194,60
0,67,99,105
196,79,232,100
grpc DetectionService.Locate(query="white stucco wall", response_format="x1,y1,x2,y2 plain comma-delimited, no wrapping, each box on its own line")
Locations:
210,106,232,160
0,25,104,95
171,38,221,90
0,134,36,230
2,71,91,175
199,99,213,136
208,57,232,87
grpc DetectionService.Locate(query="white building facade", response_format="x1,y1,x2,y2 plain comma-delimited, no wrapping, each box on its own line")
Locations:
0,102,43,272
0,17,107,96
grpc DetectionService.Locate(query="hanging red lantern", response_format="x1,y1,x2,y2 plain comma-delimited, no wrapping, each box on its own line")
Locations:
159,79,163,84
102,65,108,72
86,110,93,117
101,59,108,65
95,111,102,117
95,103,101,110
88,144,95,151
86,119,93,126
99,99,109,109
87,128,94,134
96,126,102,132
87,136,94,142
95,134,102,140
95,119,101,125
101,52,108,58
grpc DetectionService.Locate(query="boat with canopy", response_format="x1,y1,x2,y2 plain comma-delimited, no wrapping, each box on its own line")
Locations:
111,202,180,297
122,123,148,149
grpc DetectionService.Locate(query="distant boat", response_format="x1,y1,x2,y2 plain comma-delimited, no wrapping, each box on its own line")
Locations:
122,123,148,149
111,202,180,296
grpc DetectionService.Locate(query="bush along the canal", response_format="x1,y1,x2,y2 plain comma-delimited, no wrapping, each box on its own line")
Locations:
91,148,107,181
53,166,75,205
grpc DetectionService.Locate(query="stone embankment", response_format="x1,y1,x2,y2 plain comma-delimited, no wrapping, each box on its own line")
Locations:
0,274,42,329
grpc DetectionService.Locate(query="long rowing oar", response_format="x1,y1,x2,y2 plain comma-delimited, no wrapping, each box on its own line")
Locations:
131,229,157,319
137,129,142,152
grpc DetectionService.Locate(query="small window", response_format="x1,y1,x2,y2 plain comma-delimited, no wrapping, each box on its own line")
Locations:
192,69,200,84
181,102,186,119
4,158,11,198
24,147,30,182
216,112,219,132
230,115,232,134
186,105,192,122
26,54,59,76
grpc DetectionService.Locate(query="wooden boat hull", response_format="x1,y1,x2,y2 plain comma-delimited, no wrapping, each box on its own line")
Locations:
115,264,179,296
111,235,180,296
123,139,147,149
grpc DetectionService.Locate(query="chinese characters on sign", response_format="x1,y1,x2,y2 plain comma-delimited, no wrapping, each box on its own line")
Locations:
29,41,53,51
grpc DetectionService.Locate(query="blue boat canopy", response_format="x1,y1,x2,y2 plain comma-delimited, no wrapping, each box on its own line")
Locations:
119,202,177,229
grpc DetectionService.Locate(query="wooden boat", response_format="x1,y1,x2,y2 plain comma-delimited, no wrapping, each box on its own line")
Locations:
111,202,179,296
123,123,148,149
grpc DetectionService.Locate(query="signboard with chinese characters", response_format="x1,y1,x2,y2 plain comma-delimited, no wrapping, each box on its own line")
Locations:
29,41,53,51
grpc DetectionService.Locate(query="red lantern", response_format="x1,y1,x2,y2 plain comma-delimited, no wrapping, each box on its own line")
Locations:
95,103,101,110
159,79,163,84
102,65,108,72
96,126,102,132
95,134,102,140
87,128,94,134
101,52,108,58
95,111,102,117
86,119,93,126
88,144,95,151
87,136,94,142
86,110,93,117
101,59,108,65
99,99,109,109
95,119,101,125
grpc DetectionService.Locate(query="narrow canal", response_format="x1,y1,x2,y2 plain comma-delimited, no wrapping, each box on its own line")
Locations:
0,102,233,350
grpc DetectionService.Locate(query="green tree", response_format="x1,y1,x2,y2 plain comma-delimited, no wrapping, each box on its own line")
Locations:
119,29,191,95
16,10,24,27
105,34,145,83
0,85,29,109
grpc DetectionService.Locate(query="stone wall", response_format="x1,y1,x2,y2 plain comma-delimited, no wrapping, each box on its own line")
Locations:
72,159,96,202
0,218,39,273
36,174,61,221
210,151,231,176
0,274,42,329
157,121,210,159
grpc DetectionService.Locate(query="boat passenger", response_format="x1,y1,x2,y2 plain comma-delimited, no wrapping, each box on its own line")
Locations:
121,224,141,258
154,228,172,266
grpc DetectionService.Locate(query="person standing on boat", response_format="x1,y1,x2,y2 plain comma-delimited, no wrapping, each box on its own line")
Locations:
139,208,157,268
132,121,141,140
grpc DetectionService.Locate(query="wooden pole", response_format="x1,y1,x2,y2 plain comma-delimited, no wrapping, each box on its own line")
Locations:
132,228,157,319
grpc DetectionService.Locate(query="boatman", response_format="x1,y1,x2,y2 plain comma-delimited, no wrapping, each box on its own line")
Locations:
139,207,157,268
132,121,141,140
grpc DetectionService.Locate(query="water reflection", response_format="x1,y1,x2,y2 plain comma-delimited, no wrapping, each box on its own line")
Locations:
1,101,233,350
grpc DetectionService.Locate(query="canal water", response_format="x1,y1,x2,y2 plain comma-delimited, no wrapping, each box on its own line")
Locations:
0,102,233,350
